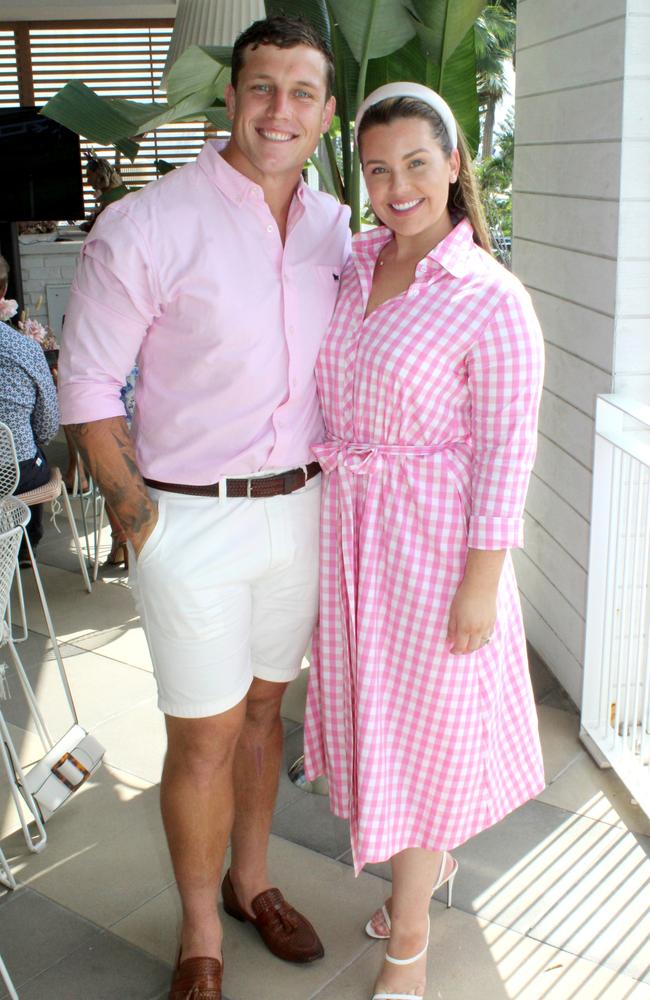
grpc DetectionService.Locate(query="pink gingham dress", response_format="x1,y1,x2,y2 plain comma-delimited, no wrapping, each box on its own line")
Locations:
303,218,546,874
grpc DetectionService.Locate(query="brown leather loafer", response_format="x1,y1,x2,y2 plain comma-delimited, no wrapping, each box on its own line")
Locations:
169,954,222,999
222,869,324,963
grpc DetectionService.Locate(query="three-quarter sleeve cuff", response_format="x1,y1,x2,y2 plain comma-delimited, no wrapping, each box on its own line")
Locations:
468,515,524,550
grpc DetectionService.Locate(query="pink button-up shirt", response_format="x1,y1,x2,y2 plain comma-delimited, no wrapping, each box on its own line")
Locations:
59,141,351,483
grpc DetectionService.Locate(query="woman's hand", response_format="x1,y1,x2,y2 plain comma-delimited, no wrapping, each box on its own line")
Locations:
446,548,506,654
447,579,497,653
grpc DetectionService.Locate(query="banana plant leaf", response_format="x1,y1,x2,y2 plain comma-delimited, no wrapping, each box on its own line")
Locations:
409,0,485,69
165,44,232,105
328,13,359,118
438,27,479,153
133,87,227,135
265,0,331,43
364,0,483,154
365,29,480,153
203,106,234,131
42,46,233,161
41,82,155,159
327,0,415,63
365,36,429,92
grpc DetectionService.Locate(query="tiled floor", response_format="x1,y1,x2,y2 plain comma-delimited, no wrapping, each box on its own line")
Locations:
1,470,650,999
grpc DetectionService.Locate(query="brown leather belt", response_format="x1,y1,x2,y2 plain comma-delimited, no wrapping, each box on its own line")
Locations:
144,461,320,498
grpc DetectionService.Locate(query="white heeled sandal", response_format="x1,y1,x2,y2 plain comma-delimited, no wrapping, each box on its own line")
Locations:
371,916,430,1000
365,851,458,939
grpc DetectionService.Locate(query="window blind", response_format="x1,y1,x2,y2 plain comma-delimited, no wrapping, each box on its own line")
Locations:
0,22,219,218
0,29,20,107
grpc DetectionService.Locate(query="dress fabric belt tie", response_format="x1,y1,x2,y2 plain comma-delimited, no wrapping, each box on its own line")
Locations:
312,437,445,865
313,437,443,476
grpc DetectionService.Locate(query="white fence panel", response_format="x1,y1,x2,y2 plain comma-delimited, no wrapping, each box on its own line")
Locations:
581,394,650,816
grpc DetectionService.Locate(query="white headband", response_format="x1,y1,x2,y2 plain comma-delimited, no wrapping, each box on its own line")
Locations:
354,82,457,151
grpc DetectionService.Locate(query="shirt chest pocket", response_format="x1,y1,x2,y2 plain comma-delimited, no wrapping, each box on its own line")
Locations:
293,264,341,343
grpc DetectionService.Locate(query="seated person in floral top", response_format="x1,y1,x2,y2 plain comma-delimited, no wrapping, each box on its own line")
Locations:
0,255,59,559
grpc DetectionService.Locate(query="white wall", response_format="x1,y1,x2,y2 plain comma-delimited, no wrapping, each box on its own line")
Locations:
612,3,650,400
511,0,650,706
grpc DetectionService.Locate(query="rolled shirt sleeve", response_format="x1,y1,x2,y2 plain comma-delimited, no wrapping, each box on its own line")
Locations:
58,204,160,425
466,287,545,550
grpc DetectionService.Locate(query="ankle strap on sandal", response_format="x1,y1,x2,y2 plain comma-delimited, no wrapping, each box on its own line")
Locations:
384,914,430,966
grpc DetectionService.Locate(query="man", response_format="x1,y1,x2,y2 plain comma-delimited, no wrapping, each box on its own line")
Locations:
0,254,59,562
58,16,350,1000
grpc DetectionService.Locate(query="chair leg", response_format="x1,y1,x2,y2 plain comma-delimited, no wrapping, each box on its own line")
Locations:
0,710,47,854
8,563,28,644
59,486,92,593
0,951,19,1000
77,486,93,565
92,495,106,583
20,534,79,723
5,636,52,751
0,845,16,891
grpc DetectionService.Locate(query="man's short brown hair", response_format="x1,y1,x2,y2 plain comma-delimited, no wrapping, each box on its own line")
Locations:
231,15,335,99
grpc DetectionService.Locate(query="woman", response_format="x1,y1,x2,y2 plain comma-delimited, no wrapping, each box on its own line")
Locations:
0,254,59,562
303,83,545,1000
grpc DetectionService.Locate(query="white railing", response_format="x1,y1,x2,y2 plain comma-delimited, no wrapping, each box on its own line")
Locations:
581,394,650,817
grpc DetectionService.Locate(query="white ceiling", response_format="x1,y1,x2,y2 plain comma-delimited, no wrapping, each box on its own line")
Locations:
2,1,177,19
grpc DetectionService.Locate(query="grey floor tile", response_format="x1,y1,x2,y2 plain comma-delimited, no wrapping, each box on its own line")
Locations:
281,715,302,738
0,646,157,739
2,628,83,674
0,887,101,992
528,642,560,704
271,783,350,859
8,929,173,1000
538,750,650,837
313,904,650,1000
539,685,580,713
69,622,154,673
19,563,138,644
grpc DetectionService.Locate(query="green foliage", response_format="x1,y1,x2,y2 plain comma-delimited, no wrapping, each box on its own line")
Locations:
42,0,495,232
475,4,515,100
475,108,513,251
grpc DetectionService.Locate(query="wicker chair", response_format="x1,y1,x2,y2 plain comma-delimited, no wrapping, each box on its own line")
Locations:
0,522,49,855
0,422,91,593
16,467,92,593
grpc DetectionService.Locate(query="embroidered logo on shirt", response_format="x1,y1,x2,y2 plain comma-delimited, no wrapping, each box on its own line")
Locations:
332,273,340,281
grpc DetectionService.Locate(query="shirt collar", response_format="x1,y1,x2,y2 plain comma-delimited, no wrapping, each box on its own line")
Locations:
196,139,307,207
353,216,477,279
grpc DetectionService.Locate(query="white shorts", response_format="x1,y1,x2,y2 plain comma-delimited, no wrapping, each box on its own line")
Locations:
129,473,321,718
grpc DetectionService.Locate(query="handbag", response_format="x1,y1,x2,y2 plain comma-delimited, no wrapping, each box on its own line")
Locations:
7,621,106,825
22,724,105,821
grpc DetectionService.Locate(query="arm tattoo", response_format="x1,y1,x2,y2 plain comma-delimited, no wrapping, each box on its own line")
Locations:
67,418,156,538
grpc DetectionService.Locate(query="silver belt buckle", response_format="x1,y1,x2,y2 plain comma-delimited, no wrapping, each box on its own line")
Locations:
246,477,253,498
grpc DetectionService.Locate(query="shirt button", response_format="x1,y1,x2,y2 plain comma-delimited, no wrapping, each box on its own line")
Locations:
266,224,274,233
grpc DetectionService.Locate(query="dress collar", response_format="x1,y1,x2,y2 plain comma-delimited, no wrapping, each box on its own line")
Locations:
353,216,477,279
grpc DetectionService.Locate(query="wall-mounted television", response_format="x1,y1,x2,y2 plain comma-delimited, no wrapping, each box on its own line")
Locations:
0,106,84,222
